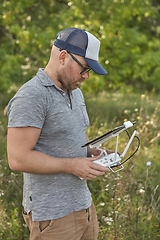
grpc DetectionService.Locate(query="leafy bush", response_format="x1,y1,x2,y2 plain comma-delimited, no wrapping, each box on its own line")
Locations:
1,0,160,94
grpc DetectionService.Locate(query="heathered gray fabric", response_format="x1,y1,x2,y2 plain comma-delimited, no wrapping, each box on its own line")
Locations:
7,68,92,221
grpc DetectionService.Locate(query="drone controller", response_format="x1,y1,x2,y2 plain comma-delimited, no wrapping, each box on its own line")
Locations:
93,151,124,173
82,121,138,173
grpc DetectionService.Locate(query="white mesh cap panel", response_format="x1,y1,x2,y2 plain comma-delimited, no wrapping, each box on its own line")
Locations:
85,31,100,61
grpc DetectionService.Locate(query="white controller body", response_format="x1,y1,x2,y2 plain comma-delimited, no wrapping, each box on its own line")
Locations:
93,150,123,173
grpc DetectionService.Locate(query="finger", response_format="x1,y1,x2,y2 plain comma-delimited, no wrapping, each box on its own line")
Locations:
89,155,101,161
84,173,99,180
106,149,121,155
86,168,110,180
105,149,114,154
85,175,96,180
91,161,110,172
91,149,102,156
90,168,110,177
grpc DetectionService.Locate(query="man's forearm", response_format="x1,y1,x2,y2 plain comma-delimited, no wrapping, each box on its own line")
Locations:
8,148,73,175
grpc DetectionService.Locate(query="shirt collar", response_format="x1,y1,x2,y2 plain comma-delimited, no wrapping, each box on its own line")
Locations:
36,68,55,87
36,68,73,96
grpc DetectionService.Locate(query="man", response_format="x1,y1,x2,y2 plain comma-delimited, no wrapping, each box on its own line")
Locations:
7,27,110,240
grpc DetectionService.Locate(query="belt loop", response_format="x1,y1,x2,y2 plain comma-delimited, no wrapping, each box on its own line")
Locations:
86,206,90,221
23,210,27,215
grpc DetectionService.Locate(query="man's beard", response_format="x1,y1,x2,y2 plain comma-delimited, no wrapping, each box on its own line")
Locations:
57,71,69,91
57,70,77,92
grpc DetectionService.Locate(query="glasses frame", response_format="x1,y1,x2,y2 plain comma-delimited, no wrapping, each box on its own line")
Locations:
60,49,91,75
68,52,91,75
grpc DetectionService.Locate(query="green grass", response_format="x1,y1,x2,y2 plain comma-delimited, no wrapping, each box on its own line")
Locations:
85,91,160,239
0,91,160,239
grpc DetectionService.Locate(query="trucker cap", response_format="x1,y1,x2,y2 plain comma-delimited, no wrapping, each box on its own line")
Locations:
54,27,107,75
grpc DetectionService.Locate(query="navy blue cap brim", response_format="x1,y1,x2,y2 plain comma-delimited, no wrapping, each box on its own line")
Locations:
84,58,108,75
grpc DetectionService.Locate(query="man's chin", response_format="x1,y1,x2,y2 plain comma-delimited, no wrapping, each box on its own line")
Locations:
72,83,80,90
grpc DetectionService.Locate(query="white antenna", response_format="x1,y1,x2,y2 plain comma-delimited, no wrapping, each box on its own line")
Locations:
120,130,136,158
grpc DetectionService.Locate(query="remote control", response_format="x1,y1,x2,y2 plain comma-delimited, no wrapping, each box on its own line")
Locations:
80,121,138,178
93,151,121,168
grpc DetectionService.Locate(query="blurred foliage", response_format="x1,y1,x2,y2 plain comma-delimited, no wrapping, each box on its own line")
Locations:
0,0,69,94
0,0,160,95
64,0,160,92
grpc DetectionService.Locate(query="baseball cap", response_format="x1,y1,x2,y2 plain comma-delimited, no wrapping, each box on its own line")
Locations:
54,27,107,75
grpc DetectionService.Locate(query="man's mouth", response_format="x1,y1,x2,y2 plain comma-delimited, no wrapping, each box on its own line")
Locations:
78,79,85,84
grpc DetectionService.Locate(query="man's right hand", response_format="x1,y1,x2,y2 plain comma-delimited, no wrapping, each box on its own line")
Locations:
70,155,110,180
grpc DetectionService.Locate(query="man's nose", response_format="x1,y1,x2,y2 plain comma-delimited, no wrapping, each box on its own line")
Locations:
81,72,90,79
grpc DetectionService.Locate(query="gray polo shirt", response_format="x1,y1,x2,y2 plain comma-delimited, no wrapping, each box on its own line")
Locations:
7,68,92,221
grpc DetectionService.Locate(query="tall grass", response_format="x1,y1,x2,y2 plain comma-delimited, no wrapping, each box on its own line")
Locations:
0,91,160,239
85,90,160,239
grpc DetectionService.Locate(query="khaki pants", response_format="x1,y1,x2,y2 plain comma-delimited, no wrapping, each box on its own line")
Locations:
23,202,99,240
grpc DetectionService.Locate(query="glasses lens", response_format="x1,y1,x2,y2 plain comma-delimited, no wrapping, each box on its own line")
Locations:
80,68,92,75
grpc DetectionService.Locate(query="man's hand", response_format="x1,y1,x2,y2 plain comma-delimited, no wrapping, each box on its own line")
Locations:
70,155,110,180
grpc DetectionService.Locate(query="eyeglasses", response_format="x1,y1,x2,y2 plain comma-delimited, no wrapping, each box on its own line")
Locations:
67,52,92,75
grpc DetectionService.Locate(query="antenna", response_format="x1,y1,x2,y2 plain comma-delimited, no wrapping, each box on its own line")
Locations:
82,121,136,149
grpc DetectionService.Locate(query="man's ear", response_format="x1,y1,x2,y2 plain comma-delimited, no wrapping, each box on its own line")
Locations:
59,50,68,65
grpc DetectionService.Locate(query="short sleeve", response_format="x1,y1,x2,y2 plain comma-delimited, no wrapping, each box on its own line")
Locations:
7,85,47,129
